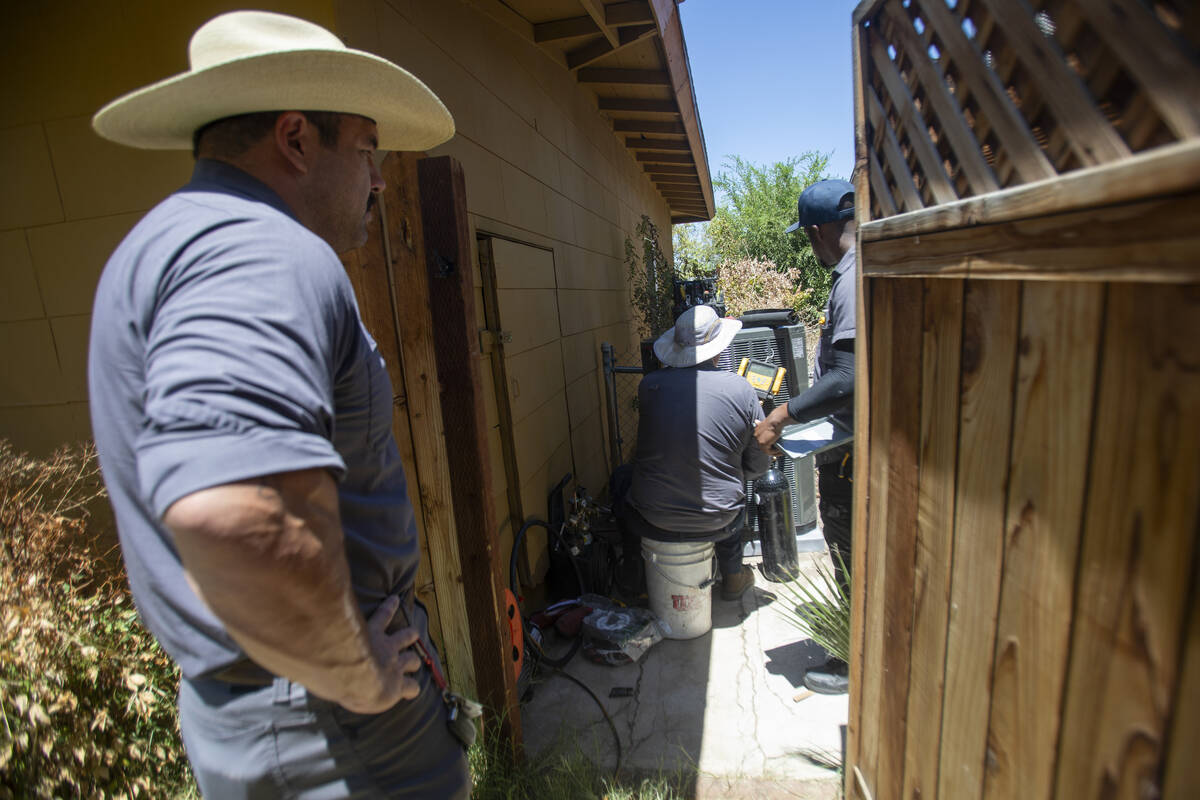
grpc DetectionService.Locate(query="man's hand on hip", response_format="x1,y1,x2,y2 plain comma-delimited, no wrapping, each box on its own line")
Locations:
342,595,424,714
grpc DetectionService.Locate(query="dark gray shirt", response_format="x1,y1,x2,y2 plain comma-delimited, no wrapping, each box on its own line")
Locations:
629,364,769,533
814,245,857,437
88,159,420,678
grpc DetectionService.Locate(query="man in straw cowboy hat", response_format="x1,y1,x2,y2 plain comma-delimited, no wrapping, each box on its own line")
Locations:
87,11,469,797
621,305,770,602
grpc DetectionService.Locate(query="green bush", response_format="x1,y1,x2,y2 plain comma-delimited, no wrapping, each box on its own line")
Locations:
0,441,196,799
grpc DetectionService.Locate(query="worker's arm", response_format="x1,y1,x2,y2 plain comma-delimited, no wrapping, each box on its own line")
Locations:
164,467,421,714
755,342,854,452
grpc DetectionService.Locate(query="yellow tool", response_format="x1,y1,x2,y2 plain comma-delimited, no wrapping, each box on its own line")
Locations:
737,358,786,401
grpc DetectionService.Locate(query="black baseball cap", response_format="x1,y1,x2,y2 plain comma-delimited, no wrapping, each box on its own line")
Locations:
785,179,855,233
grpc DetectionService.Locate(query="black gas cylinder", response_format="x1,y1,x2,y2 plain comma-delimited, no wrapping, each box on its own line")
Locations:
755,456,799,582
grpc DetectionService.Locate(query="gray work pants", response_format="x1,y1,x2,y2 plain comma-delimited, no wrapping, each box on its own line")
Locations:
178,669,469,799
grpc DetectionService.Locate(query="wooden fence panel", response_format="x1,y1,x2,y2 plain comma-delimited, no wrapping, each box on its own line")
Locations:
856,277,925,798
900,278,964,800
982,281,1104,798
936,280,1020,800
1052,283,1200,798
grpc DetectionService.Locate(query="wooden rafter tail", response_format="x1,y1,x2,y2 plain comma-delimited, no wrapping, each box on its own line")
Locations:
868,28,958,205
878,0,998,195
625,136,690,150
577,0,619,47
533,15,598,43
1079,0,1200,140
916,0,1056,183
978,0,1130,166
866,81,924,212
606,0,653,26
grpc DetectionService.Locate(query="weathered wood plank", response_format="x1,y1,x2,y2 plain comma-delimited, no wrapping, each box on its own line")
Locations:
917,0,1056,183
978,0,1130,166
847,18,873,796
868,29,958,205
1053,283,1200,798
1079,0,1200,139
379,152,476,694
861,139,1200,242
900,278,964,800
879,0,999,196
418,156,521,741
867,147,899,219
937,280,1021,800
857,277,895,796
861,189,1200,283
876,277,924,796
866,83,924,213
1163,556,1200,797
338,206,442,651
982,281,1104,799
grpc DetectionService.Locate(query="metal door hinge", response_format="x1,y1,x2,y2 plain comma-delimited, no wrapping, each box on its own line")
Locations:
478,329,512,354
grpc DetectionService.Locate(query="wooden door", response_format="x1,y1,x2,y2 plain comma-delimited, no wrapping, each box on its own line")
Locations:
477,236,574,588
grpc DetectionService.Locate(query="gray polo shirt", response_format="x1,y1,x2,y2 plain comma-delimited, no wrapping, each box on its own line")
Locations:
629,364,769,533
88,159,421,678
814,245,857,439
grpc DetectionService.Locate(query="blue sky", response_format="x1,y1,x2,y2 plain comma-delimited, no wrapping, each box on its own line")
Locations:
679,0,862,187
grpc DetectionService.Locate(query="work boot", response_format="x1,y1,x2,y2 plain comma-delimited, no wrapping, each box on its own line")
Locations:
804,657,849,694
720,566,755,600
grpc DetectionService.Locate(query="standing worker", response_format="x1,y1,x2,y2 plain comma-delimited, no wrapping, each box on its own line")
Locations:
87,11,470,797
755,179,857,695
623,305,770,601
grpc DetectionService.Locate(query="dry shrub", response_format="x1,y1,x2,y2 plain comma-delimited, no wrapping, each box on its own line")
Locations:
0,440,195,799
715,257,813,319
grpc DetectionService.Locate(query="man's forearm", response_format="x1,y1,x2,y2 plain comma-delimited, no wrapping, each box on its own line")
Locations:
785,349,854,424
165,468,393,709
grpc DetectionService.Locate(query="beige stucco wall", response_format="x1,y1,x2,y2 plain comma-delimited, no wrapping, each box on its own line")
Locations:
1,0,672,520
0,0,337,456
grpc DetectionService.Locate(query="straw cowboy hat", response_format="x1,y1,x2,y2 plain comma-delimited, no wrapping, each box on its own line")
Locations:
653,305,742,368
92,10,454,152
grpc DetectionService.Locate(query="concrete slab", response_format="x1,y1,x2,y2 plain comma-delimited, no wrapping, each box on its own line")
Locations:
521,552,847,799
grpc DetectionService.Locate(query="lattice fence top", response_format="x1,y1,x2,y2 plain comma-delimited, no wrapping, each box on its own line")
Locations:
856,0,1200,221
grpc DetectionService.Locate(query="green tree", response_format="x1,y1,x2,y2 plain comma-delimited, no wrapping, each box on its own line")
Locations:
671,221,718,278
708,152,834,321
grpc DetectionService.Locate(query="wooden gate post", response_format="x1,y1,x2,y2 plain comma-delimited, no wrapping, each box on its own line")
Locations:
418,156,522,745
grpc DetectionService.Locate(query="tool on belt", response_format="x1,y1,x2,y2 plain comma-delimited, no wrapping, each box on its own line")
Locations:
398,603,482,749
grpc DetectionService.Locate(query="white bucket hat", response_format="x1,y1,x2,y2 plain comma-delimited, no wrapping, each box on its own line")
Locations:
92,10,455,152
653,305,742,368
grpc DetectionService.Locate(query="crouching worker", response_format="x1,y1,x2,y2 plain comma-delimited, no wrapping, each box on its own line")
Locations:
621,306,770,602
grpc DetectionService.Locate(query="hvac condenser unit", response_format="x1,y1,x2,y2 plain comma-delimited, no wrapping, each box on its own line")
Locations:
719,324,819,540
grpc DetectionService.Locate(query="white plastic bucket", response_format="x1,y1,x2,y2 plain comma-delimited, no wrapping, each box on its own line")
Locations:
641,538,716,640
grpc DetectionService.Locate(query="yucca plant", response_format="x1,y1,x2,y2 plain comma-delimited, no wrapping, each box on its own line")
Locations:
771,548,850,664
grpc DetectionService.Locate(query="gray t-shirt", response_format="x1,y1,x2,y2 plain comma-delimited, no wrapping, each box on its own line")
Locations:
813,245,857,437
629,364,769,533
88,159,421,678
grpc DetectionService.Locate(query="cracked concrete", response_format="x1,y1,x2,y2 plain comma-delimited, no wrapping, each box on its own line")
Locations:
521,552,847,799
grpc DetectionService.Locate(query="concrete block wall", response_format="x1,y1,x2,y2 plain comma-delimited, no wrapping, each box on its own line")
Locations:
334,0,674,505
0,0,336,456
3,0,677,518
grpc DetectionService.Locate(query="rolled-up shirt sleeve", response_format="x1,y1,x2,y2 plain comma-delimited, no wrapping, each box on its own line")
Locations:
135,227,350,518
